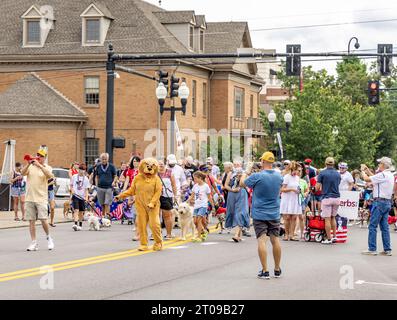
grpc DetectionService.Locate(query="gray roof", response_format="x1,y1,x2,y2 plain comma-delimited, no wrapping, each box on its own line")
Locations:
195,15,206,28
205,22,249,54
0,0,188,55
92,2,115,20
0,73,87,121
153,11,195,24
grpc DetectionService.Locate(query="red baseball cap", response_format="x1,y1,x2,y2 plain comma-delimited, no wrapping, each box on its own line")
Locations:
304,159,312,164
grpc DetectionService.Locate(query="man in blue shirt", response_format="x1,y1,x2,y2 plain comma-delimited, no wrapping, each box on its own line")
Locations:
95,153,117,219
316,157,341,245
241,152,283,280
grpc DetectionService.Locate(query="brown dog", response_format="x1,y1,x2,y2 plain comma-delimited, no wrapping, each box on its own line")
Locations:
63,201,72,218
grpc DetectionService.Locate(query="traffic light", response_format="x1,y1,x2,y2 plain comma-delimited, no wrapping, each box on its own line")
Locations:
368,80,380,105
170,75,180,98
286,45,301,76
157,70,169,95
378,44,393,76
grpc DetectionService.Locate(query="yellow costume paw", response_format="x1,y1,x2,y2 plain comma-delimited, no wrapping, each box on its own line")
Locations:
138,246,150,252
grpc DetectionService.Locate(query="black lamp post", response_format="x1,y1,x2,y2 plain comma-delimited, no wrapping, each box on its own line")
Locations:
268,109,293,160
348,37,360,55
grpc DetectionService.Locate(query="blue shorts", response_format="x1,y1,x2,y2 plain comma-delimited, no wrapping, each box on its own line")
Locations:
11,187,26,197
48,190,55,202
193,207,208,217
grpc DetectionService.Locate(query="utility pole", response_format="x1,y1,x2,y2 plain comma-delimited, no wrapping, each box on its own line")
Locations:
106,44,115,163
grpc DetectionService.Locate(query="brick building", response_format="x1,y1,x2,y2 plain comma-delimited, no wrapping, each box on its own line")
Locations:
0,0,264,168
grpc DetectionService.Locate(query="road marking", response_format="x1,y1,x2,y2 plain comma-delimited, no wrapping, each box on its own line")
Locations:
356,280,397,287
201,242,219,246
0,226,218,283
167,246,189,250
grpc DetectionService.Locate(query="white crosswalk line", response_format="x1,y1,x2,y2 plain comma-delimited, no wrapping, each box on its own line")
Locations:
168,246,189,250
201,242,219,246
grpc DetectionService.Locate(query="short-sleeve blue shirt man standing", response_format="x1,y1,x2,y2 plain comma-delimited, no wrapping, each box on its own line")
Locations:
241,151,283,280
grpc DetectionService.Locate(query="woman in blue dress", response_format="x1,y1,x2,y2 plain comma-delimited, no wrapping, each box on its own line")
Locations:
224,165,250,242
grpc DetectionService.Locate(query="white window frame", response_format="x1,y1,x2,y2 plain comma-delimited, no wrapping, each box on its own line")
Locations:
82,18,102,46
84,76,100,106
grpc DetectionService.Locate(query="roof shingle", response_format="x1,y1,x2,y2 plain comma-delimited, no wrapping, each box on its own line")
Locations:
0,73,87,120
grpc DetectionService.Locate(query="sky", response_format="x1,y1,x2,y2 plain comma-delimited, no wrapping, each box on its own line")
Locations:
145,0,397,74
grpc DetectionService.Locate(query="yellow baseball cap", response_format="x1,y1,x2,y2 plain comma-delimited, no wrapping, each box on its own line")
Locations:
260,152,276,163
37,148,47,158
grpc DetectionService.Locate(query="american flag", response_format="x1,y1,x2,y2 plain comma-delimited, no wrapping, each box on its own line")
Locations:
94,201,124,220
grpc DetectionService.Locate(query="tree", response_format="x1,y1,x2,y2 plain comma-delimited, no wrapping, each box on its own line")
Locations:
265,62,381,169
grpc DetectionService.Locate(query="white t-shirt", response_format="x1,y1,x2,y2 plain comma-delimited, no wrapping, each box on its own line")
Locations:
71,174,90,199
192,183,211,209
370,170,395,199
211,165,220,179
282,174,300,191
339,171,354,191
170,165,187,196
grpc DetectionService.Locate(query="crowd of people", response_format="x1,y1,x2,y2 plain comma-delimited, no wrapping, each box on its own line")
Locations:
8,147,397,278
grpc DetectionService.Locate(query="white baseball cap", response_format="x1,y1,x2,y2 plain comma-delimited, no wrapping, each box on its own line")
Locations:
167,154,177,165
186,156,193,164
206,157,214,164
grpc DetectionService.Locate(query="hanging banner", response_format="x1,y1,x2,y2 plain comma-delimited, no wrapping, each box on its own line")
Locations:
175,120,184,152
276,132,284,159
337,191,360,219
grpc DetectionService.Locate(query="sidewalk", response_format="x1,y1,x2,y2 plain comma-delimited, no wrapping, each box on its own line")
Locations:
0,208,72,229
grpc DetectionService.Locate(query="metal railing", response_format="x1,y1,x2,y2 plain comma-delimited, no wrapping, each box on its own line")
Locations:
230,117,265,133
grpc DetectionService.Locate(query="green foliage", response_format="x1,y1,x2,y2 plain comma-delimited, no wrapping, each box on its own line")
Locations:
264,58,397,169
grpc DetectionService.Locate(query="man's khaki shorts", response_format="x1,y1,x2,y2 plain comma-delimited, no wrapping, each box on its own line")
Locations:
25,202,48,221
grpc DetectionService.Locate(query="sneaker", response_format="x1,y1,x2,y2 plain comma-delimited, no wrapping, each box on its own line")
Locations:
361,250,378,256
47,237,54,250
331,237,338,243
321,239,333,245
76,226,82,231
274,269,282,278
379,251,392,256
72,224,78,231
27,241,38,251
201,232,208,242
257,270,270,280
242,230,252,237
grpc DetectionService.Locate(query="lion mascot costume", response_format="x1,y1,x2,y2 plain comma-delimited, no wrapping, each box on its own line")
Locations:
117,158,163,251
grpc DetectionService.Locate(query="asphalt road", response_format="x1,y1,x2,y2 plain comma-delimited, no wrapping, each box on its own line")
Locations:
0,221,396,300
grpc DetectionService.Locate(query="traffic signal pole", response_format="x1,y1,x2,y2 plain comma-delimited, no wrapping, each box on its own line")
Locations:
106,44,115,163
105,44,395,160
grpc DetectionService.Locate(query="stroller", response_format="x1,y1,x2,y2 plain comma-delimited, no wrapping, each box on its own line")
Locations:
121,199,136,225
304,212,326,243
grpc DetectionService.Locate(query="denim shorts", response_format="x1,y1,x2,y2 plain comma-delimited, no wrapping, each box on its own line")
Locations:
11,187,25,198
48,190,55,202
193,207,208,217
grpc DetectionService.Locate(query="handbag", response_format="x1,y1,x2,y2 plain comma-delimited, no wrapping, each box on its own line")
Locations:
158,172,179,208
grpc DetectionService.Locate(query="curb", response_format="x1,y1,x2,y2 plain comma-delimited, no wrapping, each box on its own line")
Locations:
0,220,73,230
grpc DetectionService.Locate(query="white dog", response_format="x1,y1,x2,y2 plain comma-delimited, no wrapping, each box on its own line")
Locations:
88,213,100,231
87,213,111,231
177,202,196,240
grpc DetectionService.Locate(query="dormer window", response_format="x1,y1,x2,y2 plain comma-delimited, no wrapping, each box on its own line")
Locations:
189,25,194,49
199,30,204,52
80,3,114,47
86,19,101,43
21,5,55,48
27,20,41,44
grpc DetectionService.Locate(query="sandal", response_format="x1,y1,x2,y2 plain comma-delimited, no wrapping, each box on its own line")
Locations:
290,237,299,241
49,223,56,227
14,217,20,221
232,237,240,243
283,237,289,241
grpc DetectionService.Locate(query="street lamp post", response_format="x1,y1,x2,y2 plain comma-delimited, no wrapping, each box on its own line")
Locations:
348,37,360,55
156,82,190,155
268,109,293,160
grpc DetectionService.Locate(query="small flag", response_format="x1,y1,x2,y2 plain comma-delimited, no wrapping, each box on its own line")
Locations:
175,120,184,152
